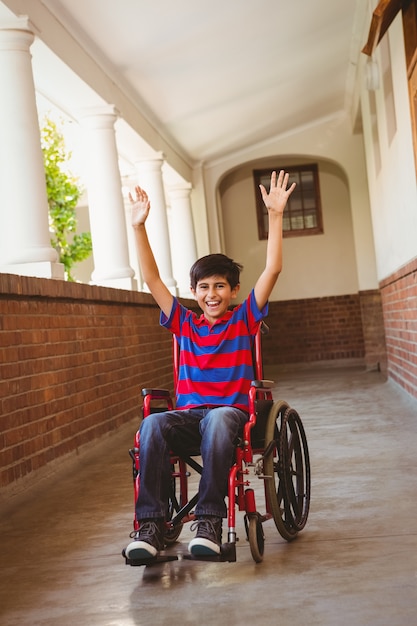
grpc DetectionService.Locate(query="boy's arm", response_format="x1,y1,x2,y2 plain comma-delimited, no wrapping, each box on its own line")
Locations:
254,171,296,311
130,186,174,318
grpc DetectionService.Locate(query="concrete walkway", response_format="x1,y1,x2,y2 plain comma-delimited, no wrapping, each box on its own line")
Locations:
1,366,417,626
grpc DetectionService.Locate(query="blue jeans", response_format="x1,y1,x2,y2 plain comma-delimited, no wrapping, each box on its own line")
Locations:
136,406,248,520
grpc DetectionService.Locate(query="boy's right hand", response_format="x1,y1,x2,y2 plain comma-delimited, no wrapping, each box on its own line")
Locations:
129,186,150,229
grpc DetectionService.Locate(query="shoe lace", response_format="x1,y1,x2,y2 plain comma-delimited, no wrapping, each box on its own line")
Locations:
129,520,162,540
189,517,218,535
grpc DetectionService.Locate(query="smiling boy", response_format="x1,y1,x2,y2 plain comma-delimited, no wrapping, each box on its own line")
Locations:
125,171,295,560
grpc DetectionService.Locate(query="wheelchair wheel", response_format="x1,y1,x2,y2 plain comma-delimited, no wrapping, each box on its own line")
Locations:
280,407,311,531
247,515,265,563
263,400,298,542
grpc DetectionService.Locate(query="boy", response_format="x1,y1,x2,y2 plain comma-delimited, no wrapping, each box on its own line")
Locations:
125,170,295,559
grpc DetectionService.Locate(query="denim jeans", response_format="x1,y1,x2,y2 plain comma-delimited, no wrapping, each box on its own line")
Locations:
135,406,249,520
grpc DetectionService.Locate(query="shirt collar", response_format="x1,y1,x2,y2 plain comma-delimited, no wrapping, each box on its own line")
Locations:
195,309,233,327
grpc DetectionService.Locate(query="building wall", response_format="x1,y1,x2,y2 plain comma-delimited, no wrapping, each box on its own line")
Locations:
0,274,175,494
216,150,387,374
199,12,417,403
202,112,378,296
262,290,386,372
358,289,388,372
219,157,360,302
0,273,387,493
359,14,417,401
380,258,417,397
360,15,417,282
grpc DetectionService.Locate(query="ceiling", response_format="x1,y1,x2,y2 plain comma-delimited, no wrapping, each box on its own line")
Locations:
0,0,367,170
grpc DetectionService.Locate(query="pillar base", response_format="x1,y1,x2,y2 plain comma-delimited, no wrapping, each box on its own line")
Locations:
92,276,138,291
142,282,178,296
1,261,65,280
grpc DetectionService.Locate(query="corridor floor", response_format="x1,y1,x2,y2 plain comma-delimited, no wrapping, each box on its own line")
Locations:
1,365,417,626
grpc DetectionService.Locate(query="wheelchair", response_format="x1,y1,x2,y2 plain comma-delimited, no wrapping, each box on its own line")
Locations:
123,322,311,565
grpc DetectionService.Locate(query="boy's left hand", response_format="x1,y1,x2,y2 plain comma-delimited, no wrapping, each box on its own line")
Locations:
129,186,151,228
259,170,296,214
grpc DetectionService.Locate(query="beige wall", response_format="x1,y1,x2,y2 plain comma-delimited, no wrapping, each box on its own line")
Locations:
219,158,359,302
202,113,379,299
360,14,417,281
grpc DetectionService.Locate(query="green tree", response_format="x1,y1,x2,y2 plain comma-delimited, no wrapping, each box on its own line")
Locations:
41,116,92,281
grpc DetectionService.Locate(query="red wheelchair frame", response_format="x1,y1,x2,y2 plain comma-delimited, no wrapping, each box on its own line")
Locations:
124,323,310,564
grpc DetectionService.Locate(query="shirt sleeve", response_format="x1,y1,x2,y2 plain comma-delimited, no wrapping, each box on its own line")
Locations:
245,288,269,334
160,297,185,335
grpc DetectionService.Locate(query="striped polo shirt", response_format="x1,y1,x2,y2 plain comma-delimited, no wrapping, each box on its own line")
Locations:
160,289,268,412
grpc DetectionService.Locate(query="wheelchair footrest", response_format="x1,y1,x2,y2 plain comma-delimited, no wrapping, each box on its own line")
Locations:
122,549,179,567
182,542,237,563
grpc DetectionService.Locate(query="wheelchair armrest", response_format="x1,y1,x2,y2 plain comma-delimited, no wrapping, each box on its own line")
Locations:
141,388,174,417
141,388,171,398
250,379,274,389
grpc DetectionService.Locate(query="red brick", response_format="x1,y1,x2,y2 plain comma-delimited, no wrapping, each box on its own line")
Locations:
380,258,417,398
0,273,175,489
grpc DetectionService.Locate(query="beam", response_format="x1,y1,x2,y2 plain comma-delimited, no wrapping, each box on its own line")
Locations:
362,0,404,56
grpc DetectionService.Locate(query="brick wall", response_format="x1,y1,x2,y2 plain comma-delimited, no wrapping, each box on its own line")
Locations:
358,290,387,372
261,291,386,369
0,274,180,491
0,273,389,492
380,257,417,399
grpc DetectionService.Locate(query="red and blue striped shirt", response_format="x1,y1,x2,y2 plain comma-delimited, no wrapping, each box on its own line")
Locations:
160,289,268,412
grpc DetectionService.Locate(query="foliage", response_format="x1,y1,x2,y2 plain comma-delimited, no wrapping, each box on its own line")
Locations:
41,117,92,281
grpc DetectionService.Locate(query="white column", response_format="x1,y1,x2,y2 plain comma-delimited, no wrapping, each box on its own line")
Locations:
0,17,63,279
79,106,136,290
167,183,197,297
135,155,177,294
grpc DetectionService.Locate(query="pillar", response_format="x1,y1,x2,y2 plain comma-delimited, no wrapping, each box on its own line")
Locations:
135,155,177,294
79,106,136,290
0,17,62,279
168,183,197,297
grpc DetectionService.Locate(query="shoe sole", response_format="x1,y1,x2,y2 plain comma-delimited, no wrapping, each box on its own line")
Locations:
125,540,158,560
188,538,221,556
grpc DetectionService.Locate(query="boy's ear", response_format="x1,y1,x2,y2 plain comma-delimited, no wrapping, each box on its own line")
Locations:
231,283,240,299
190,286,197,300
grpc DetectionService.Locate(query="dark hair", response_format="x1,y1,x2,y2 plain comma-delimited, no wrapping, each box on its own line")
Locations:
189,253,243,290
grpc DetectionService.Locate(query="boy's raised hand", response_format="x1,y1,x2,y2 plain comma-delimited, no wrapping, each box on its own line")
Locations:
259,170,296,215
129,186,151,228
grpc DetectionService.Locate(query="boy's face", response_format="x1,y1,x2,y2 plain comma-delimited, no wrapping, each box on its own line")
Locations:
191,274,240,325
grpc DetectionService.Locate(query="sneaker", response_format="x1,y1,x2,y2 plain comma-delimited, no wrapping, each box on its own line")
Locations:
188,516,222,556
125,520,165,560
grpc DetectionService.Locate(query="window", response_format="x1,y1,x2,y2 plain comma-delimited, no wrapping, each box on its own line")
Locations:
253,164,323,239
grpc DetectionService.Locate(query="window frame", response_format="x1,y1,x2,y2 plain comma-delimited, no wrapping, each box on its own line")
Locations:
253,164,324,240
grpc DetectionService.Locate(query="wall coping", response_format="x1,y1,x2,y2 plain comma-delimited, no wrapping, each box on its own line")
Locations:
379,256,417,289
0,273,196,308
